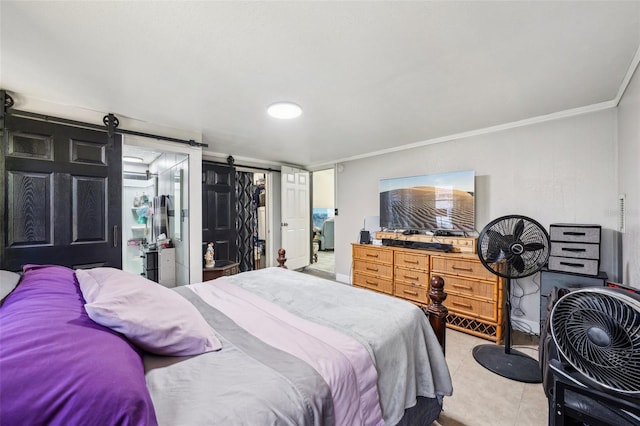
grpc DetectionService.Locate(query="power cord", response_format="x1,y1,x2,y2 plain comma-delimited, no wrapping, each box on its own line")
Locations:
510,274,541,337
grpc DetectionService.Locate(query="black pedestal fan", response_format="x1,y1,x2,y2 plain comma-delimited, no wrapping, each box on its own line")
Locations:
472,215,550,383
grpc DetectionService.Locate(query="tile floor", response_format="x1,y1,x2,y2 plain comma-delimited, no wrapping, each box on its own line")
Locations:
307,249,335,274
433,330,549,426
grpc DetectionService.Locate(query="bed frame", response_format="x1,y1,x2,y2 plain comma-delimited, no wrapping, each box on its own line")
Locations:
276,248,448,354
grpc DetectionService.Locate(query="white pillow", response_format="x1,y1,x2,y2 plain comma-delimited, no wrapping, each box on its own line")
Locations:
0,270,21,299
76,268,221,356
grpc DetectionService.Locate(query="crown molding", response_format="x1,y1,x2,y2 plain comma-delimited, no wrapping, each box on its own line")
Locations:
310,100,617,169
614,45,640,105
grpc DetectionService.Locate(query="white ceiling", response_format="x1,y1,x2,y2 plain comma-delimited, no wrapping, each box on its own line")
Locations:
1,1,639,168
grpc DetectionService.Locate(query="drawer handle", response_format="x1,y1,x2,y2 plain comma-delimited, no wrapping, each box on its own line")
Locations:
452,265,473,272
452,301,473,309
405,260,419,264
403,290,419,296
404,275,419,280
559,261,584,268
366,253,379,258
365,280,379,286
366,267,379,272
563,231,586,236
452,284,473,290
561,248,586,253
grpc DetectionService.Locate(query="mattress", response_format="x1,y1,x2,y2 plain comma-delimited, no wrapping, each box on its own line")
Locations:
145,267,452,425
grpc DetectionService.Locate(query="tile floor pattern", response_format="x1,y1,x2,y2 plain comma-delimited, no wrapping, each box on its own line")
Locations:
433,330,549,426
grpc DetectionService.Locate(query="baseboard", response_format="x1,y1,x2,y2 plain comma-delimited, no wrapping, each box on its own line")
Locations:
336,273,350,284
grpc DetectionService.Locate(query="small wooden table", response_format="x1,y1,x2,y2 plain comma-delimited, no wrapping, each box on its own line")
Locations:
203,260,239,281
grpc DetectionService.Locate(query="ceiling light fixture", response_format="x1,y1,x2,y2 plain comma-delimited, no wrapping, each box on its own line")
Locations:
123,156,144,163
267,102,303,119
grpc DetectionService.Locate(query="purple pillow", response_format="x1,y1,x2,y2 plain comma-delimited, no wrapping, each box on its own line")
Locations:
0,264,157,426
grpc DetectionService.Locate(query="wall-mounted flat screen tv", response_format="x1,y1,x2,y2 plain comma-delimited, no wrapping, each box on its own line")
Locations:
379,170,475,232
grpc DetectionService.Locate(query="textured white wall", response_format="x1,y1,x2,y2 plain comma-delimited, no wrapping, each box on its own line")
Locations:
336,109,620,334
618,65,640,288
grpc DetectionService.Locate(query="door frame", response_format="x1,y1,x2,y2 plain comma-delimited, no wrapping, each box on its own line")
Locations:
124,135,202,284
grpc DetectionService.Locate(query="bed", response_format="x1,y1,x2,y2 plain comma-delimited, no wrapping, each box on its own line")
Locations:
0,260,452,425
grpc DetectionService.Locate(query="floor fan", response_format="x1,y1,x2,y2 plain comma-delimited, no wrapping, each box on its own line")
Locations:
547,287,640,423
472,215,550,383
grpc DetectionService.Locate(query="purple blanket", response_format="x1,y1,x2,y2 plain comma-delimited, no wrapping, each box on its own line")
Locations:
0,265,157,425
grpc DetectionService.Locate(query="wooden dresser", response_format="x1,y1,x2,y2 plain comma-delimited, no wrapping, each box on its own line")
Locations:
430,254,504,342
352,245,394,295
352,242,504,343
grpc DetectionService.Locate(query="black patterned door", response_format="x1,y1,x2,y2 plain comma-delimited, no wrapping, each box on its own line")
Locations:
202,162,237,263
0,116,122,271
235,171,255,272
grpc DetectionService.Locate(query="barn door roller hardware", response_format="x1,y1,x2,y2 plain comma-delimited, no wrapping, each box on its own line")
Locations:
1,90,15,129
101,113,207,148
0,90,207,148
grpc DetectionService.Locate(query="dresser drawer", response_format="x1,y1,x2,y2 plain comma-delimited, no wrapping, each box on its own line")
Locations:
395,251,429,270
353,245,393,264
353,273,393,294
442,275,497,301
394,267,429,287
353,259,393,279
550,241,600,260
549,224,601,244
548,256,600,276
444,293,497,322
394,282,429,304
431,257,495,281
441,237,476,252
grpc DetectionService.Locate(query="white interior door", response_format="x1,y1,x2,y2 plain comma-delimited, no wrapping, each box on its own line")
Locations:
281,166,310,270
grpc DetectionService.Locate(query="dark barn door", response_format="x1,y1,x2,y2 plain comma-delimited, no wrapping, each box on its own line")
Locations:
202,162,237,264
0,116,122,271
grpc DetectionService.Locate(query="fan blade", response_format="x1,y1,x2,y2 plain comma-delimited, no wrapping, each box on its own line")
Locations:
523,242,545,252
510,254,525,273
512,219,525,241
485,246,503,263
486,229,511,249
484,230,510,263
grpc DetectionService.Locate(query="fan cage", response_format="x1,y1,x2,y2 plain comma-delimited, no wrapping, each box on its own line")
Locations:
477,215,550,279
550,288,640,396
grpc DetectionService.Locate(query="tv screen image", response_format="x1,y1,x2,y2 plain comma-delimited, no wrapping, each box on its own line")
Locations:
379,170,475,232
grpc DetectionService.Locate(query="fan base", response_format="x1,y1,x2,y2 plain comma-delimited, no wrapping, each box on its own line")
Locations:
473,344,542,383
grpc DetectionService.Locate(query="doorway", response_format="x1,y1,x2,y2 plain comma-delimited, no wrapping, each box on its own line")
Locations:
122,145,189,286
308,168,335,276
202,161,282,272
